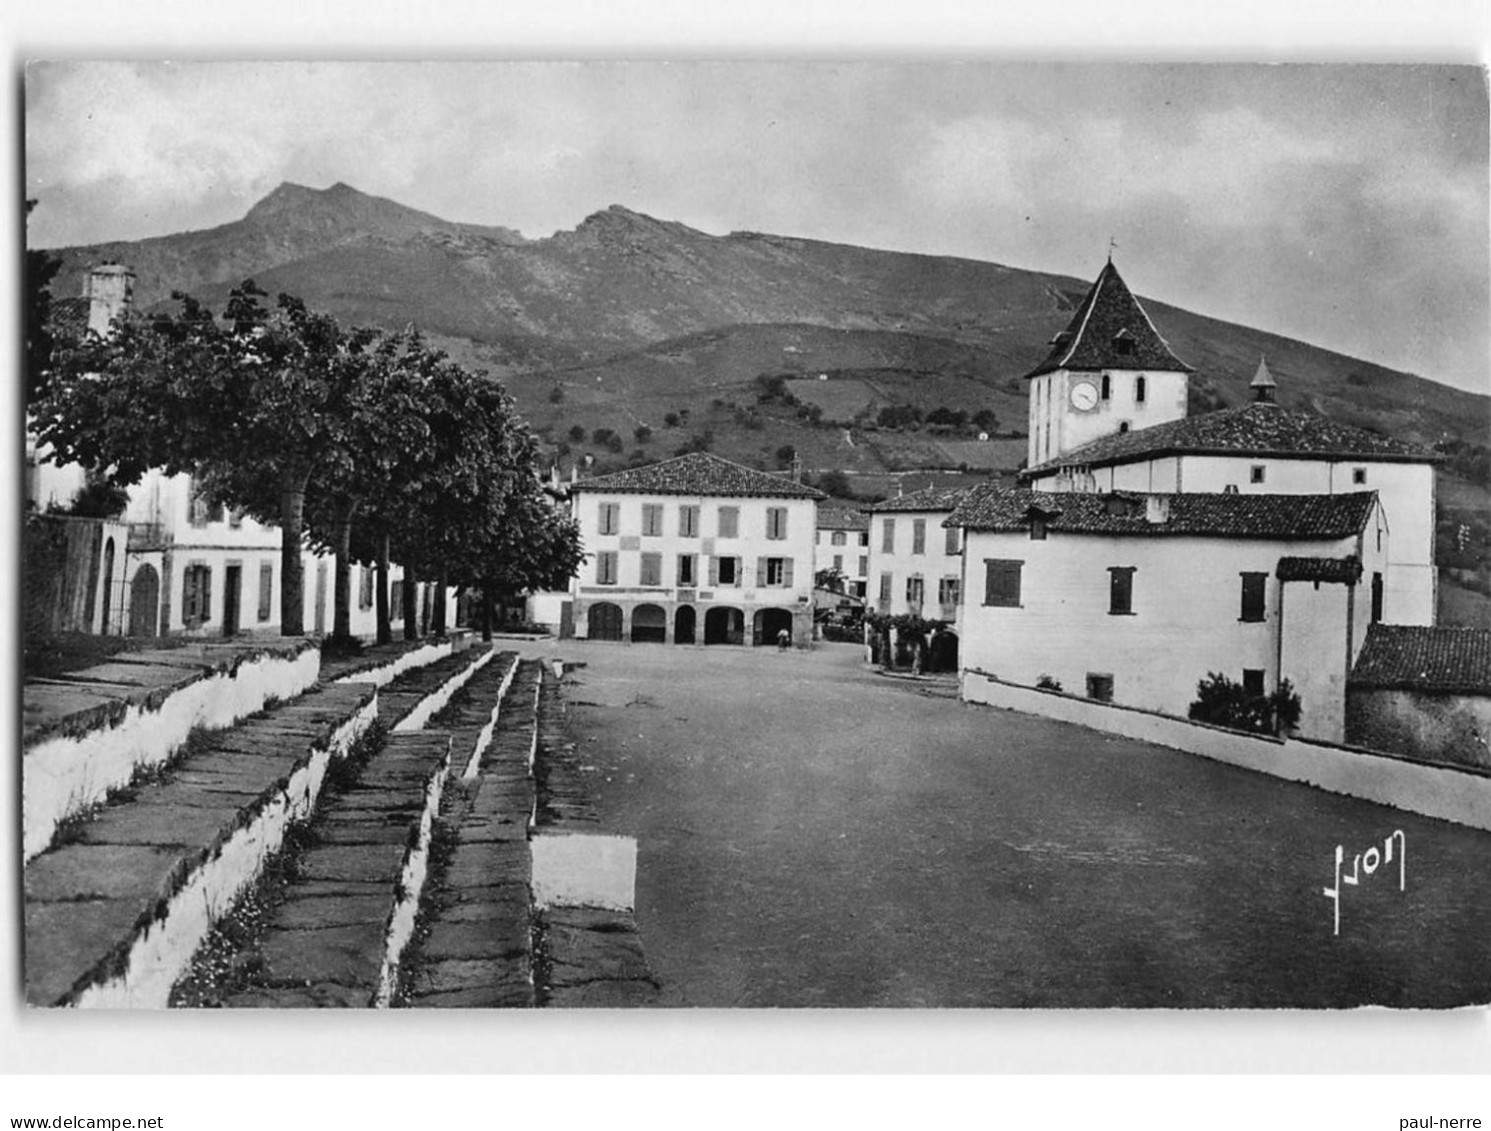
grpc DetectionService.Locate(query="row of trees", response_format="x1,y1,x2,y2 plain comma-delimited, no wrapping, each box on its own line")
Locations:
31,280,582,642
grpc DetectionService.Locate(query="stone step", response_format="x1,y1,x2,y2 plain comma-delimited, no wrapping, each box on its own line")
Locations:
215,731,453,1008
398,659,546,1008
24,679,378,1008
377,645,498,732
320,631,475,688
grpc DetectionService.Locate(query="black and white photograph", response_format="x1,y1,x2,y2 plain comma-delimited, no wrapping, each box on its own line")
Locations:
18,57,1491,1017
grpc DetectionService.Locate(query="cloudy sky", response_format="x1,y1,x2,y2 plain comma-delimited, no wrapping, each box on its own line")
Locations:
24,61,1490,393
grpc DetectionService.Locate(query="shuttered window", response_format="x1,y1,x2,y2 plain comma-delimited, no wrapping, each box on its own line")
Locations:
766,507,788,540
882,518,895,553
598,502,620,535
257,562,274,621
596,551,619,585
183,563,213,627
359,566,375,610
1109,567,1135,615
642,504,664,536
677,554,697,586
718,507,739,539
761,557,793,586
939,576,960,607
912,519,926,555
1240,572,1266,622
983,559,1023,607
945,525,960,555
906,575,924,607
640,552,662,586
679,505,700,537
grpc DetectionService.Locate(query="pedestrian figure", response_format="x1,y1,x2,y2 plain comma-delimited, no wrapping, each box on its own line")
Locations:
777,628,791,651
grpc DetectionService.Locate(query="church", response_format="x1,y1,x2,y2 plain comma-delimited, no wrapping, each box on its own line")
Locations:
949,260,1442,742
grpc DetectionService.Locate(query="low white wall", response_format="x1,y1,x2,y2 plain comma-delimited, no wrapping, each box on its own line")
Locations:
24,644,321,861
332,635,469,690
70,693,377,1008
962,668,1491,832
390,645,497,733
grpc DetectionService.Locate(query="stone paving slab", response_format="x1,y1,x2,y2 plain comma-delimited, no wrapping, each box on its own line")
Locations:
23,679,376,1006
402,959,533,1007
294,842,409,884
274,894,393,930
255,925,386,989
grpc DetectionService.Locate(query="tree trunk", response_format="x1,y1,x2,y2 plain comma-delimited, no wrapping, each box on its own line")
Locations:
433,567,448,636
402,574,418,640
375,534,391,645
480,586,494,643
331,499,355,641
278,469,310,637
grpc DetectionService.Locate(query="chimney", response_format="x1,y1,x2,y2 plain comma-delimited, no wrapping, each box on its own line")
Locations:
791,453,802,484
86,263,136,338
1145,495,1171,525
1250,356,1278,404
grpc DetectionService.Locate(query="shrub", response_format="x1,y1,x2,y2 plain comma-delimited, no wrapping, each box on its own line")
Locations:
634,424,652,443
1187,672,1301,735
1036,673,1063,692
568,425,587,442
663,412,680,428
548,385,565,403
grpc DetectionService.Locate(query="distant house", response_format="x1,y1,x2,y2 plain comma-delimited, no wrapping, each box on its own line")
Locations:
814,505,870,601
1347,625,1491,769
569,452,825,646
864,485,971,622
949,486,1388,742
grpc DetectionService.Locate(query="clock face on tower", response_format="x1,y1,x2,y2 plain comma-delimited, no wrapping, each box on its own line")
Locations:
1069,380,1099,412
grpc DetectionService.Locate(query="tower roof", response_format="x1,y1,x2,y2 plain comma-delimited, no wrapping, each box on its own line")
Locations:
1024,260,1194,379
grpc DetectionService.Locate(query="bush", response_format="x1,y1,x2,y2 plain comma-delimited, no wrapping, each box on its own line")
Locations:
548,385,566,403
1036,673,1063,692
663,412,680,428
568,425,587,443
1187,672,1301,735
634,424,652,443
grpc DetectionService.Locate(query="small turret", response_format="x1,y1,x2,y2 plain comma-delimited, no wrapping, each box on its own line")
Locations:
1250,356,1278,404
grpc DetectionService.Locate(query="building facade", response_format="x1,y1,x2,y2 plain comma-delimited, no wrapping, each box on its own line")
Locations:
864,486,971,623
815,505,870,600
569,453,824,646
950,487,1388,742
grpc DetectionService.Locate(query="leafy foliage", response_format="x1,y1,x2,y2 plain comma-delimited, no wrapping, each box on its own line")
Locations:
1187,672,1301,735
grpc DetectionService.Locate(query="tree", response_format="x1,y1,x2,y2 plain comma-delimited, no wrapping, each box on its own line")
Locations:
24,199,63,405
568,424,587,442
815,566,845,593
1187,672,1301,735
37,283,389,635
775,444,796,469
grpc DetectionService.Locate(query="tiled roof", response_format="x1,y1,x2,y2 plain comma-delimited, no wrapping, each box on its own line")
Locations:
573,452,825,500
946,485,1378,541
1276,556,1363,584
864,485,973,514
817,506,870,532
1024,261,1194,379
1350,625,1491,695
1024,402,1439,477
48,297,90,342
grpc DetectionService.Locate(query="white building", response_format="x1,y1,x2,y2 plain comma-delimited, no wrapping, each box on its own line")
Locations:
1019,263,1439,625
864,486,970,622
950,487,1389,742
814,505,870,600
569,452,824,646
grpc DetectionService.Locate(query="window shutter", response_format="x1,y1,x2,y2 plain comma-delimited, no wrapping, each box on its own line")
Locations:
201,567,213,624
183,569,197,625
756,557,768,587
1008,563,1021,606
709,556,719,586
783,558,794,587
258,563,273,621
945,525,960,555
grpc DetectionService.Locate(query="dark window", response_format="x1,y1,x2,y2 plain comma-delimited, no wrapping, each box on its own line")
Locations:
1100,374,1111,401
642,504,663,537
1086,673,1114,702
831,530,846,546
640,552,662,586
677,554,697,586
1136,375,1147,403
182,563,212,627
1242,669,1266,698
1250,465,1266,484
1118,421,1130,433
1109,566,1135,614
1371,572,1384,623
906,575,924,607
715,556,740,586
1030,516,1047,540
763,557,790,586
257,562,274,622
596,551,619,585
939,576,960,607
1114,338,1135,356
1352,467,1368,485
1240,572,1267,622
983,559,1023,607
859,532,869,547
598,502,620,535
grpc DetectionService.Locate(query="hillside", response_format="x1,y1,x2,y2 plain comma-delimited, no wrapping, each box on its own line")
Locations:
44,180,1489,509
